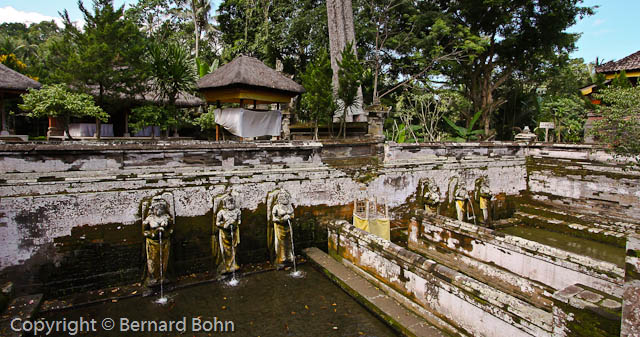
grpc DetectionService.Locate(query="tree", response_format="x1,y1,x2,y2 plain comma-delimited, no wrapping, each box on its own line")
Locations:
180,0,212,60
146,40,197,136
301,51,336,140
19,84,108,139
590,86,640,160
56,0,148,138
129,105,167,139
443,110,484,142
441,0,593,135
337,43,364,138
540,95,585,143
395,89,460,142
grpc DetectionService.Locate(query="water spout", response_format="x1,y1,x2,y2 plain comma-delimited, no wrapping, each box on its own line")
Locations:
155,230,168,304
227,226,239,287
288,219,304,278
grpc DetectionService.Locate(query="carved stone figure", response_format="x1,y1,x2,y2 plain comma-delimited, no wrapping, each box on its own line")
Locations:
267,190,295,269
476,177,492,225
215,194,241,274
455,181,469,222
421,178,441,214
142,195,173,287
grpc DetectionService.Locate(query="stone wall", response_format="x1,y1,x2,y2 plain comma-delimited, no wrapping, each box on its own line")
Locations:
411,213,624,297
0,141,526,296
622,234,640,336
329,220,555,337
525,145,640,223
1,141,637,298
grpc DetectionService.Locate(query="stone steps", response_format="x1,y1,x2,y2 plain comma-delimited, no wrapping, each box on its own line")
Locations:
0,294,43,337
514,210,628,239
519,203,639,234
304,247,451,337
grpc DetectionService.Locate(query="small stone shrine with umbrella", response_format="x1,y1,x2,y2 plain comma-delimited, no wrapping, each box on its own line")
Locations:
197,56,304,140
0,63,41,141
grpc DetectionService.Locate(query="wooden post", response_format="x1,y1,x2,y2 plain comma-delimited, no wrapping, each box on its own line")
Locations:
0,93,7,135
216,100,221,141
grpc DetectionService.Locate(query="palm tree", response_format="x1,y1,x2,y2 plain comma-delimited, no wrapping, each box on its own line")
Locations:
147,40,197,136
176,0,212,60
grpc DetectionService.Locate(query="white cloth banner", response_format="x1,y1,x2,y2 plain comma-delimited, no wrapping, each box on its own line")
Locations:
68,123,114,137
214,108,282,138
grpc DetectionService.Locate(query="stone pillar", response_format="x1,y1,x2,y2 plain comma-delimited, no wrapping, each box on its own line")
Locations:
365,105,387,138
622,234,640,336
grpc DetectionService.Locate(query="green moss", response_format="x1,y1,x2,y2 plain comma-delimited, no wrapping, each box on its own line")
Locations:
514,206,626,248
556,301,621,337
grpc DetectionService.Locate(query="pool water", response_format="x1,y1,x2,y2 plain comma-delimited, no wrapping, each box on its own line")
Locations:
38,264,398,336
499,225,625,267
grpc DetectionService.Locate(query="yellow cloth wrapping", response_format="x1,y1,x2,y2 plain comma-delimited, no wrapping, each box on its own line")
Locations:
353,214,390,240
480,196,489,209
456,200,465,209
353,214,369,232
273,222,292,265
369,218,390,240
146,237,169,283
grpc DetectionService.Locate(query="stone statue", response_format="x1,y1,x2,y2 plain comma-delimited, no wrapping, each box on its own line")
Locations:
215,194,241,274
267,190,295,270
421,178,441,214
454,181,469,222
476,177,492,226
142,195,173,287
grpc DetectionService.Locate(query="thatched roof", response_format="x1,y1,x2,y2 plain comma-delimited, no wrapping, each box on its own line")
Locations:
84,84,204,107
0,63,41,93
596,50,640,74
197,56,305,94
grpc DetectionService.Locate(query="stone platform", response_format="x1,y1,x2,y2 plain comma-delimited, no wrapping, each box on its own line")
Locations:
304,247,446,337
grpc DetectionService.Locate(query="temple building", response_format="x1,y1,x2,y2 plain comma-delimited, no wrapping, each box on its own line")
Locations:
580,50,640,142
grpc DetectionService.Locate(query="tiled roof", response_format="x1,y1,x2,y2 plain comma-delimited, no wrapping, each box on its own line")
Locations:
596,50,640,73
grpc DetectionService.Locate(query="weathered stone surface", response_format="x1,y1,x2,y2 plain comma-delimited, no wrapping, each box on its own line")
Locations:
577,290,603,303
330,220,554,337
622,234,640,337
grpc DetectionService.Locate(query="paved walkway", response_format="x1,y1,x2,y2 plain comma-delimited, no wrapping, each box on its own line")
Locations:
304,247,446,337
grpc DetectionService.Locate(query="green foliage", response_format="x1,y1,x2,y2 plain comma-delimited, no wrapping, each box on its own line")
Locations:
19,84,108,138
194,105,218,139
217,0,328,76
394,89,462,142
55,0,148,102
611,70,633,89
540,95,586,143
591,86,640,159
196,57,218,78
129,105,169,137
195,106,217,131
336,43,364,137
443,110,484,142
443,0,593,134
300,51,335,139
0,21,61,82
147,40,197,105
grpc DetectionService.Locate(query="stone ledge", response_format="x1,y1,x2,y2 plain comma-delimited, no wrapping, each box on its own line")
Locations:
303,247,449,337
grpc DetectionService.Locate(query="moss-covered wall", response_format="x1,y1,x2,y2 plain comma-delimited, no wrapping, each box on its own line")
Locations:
7,141,625,298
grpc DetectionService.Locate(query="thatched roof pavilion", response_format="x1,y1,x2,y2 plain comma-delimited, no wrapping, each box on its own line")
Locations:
0,63,41,135
0,63,41,94
197,55,305,105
